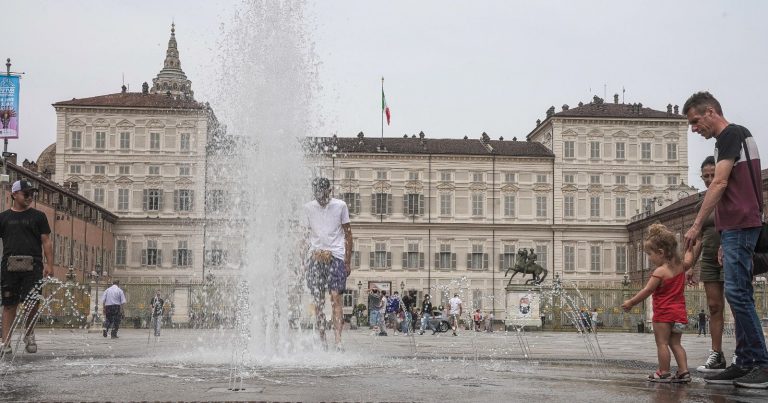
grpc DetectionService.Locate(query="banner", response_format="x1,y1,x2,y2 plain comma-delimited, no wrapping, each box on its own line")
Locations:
0,75,20,139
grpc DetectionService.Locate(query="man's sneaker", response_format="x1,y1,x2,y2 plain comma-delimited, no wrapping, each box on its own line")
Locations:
697,350,726,373
103,330,108,338
734,367,768,389
23,334,37,353
704,364,751,384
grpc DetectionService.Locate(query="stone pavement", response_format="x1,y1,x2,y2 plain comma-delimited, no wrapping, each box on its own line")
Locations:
0,327,766,402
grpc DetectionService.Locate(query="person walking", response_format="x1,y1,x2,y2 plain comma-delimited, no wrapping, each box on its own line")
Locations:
448,293,462,336
378,291,388,336
683,92,768,388
149,290,165,337
303,177,353,351
0,180,53,355
622,223,691,383
419,294,435,335
102,280,126,339
367,289,380,330
590,308,599,331
683,156,728,372
698,310,708,337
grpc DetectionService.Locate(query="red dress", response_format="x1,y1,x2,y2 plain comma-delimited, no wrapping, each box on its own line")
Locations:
651,271,688,323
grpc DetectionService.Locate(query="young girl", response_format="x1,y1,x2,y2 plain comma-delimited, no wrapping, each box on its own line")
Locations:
622,223,690,383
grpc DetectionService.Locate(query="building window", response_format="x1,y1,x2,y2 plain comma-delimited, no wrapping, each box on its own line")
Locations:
536,195,547,217
69,164,82,174
468,244,487,270
589,174,600,184
150,132,161,150
94,188,105,204
590,196,600,217
564,195,575,218
590,246,601,272
505,172,516,183
438,244,454,269
373,242,388,268
501,244,516,271
471,193,484,216
71,131,82,149
118,165,130,175
95,131,106,149
667,143,677,160
119,132,130,149
440,193,452,215
615,174,626,185
564,174,574,184
180,133,191,151
174,240,192,267
148,166,160,176
94,165,106,175
642,197,654,212
408,171,419,181
115,240,127,266
206,247,227,266
142,240,161,267
590,141,600,159
404,193,424,216
175,189,194,211
536,174,547,184
341,193,360,215
564,245,575,273
616,246,627,273
472,172,484,183
615,197,626,217
344,169,355,179
667,175,678,185
615,142,625,159
503,195,516,217
535,245,548,269
143,189,162,211
206,189,226,213
372,192,391,215
440,171,452,182
641,174,652,185
641,142,651,160
376,171,387,180
179,165,190,176
564,141,575,158
404,242,422,269
117,189,129,210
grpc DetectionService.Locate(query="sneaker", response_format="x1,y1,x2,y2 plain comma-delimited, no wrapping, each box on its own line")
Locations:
378,331,388,336
418,330,424,335
111,335,119,339
697,350,726,373
452,332,458,336
103,330,108,338
734,367,768,389
704,364,751,384
24,334,37,353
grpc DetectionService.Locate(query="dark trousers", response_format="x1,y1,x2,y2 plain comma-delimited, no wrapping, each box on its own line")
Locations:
103,305,122,336
699,321,707,335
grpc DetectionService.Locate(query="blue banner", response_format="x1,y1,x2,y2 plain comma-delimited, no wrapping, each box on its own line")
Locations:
0,75,20,139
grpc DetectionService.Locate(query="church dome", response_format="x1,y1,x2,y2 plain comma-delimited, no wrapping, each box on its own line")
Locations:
36,142,56,176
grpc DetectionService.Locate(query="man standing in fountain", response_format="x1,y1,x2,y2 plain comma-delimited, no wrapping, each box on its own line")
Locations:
149,290,165,337
101,280,126,339
304,177,353,351
0,180,52,355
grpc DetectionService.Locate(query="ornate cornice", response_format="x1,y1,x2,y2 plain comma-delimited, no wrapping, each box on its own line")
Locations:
501,183,519,193
405,180,424,193
372,180,391,192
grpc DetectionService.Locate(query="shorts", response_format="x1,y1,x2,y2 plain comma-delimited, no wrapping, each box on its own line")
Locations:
306,255,347,300
1,269,43,306
700,262,724,282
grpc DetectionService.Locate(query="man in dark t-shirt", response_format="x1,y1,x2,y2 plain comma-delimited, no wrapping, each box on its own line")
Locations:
149,290,165,337
683,92,768,387
0,180,53,355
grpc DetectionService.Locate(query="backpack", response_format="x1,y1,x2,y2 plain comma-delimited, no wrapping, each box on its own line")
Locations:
386,296,401,313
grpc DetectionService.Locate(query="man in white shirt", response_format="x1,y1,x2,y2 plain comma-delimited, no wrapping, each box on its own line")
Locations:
101,280,127,339
304,177,353,351
448,293,463,336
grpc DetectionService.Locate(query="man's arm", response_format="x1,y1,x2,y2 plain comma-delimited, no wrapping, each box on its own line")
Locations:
41,233,53,277
685,159,733,249
343,223,353,274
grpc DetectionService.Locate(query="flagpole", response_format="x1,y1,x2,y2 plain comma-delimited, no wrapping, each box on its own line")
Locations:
381,76,384,143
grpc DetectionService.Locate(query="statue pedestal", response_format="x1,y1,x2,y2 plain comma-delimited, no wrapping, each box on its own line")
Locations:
504,284,542,329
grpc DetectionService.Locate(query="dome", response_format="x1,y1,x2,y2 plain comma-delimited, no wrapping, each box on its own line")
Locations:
36,142,56,176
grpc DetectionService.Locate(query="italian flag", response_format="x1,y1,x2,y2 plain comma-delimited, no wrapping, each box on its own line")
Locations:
382,89,391,125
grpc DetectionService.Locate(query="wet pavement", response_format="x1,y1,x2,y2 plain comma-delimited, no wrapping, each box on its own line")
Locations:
1,327,767,402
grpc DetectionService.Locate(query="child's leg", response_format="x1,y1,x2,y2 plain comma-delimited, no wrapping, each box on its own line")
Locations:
653,322,673,373
669,331,689,373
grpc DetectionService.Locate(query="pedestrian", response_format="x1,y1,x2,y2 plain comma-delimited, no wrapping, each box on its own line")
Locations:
682,92,768,388
149,290,165,337
683,156,728,373
378,291,388,336
387,291,401,334
419,294,435,335
473,309,482,331
303,177,354,351
622,223,690,383
448,293,462,336
102,279,127,339
698,309,708,337
401,291,415,334
0,180,53,355
368,289,380,330
591,308,599,331
484,311,494,332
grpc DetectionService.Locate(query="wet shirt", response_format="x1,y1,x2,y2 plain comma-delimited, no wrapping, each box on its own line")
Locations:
0,208,51,270
303,198,350,260
449,297,462,315
714,124,763,231
150,296,164,317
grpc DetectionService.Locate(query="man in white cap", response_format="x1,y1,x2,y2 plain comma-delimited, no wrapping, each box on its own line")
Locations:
0,179,53,355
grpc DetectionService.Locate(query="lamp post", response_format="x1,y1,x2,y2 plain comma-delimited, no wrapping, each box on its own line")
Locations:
400,280,405,294
357,280,363,304
622,274,631,331
92,264,102,323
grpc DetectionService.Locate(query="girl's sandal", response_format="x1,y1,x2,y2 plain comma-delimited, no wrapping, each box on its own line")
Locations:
648,370,672,383
672,371,691,383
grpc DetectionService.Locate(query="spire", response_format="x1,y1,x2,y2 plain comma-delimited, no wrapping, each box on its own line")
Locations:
150,23,194,99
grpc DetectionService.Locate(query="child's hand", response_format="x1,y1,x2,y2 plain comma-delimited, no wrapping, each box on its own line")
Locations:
621,300,632,312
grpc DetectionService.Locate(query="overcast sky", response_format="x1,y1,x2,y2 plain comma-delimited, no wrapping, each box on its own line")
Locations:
3,0,767,190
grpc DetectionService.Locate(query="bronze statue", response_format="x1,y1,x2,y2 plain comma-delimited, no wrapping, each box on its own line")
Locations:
504,249,548,286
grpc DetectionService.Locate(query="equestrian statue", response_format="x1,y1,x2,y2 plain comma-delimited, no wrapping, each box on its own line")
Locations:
504,248,548,286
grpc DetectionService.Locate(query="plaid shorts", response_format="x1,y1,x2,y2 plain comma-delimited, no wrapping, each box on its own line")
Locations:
306,255,347,299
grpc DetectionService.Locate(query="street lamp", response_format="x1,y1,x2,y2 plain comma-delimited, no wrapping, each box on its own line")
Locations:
400,280,405,293
357,280,363,304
